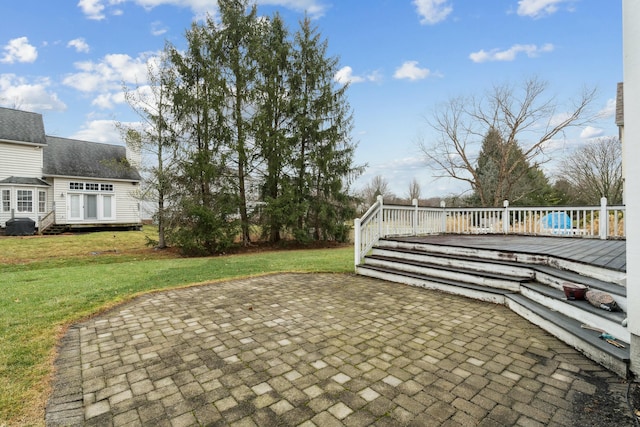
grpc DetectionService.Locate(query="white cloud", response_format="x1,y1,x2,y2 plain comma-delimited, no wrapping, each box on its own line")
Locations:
78,0,106,20
334,66,381,85
78,0,328,19
580,126,604,139
413,0,452,25
598,98,616,119
516,0,571,19
0,74,66,112
393,61,431,81
469,43,554,63
63,53,152,106
71,119,121,143
68,38,90,53
151,21,168,36
1,37,38,64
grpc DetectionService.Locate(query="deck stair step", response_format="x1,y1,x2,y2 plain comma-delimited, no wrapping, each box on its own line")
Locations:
357,237,629,377
41,224,69,235
506,293,629,378
520,283,628,342
356,263,515,305
370,247,535,279
364,253,529,292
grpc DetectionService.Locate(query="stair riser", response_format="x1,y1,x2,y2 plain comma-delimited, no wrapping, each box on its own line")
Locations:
356,267,507,305
371,248,534,279
364,258,521,292
506,299,628,378
379,240,549,265
520,287,629,342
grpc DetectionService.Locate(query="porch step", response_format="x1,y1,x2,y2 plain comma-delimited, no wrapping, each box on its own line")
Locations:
505,294,629,378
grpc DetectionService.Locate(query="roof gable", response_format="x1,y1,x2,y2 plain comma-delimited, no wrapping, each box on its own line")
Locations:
43,136,141,181
0,107,47,145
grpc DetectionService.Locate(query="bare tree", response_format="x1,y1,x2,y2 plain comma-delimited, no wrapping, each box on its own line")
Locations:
419,76,597,206
120,48,177,249
406,178,421,202
560,136,623,205
360,175,393,206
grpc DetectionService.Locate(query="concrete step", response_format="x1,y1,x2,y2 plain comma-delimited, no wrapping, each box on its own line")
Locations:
505,293,629,378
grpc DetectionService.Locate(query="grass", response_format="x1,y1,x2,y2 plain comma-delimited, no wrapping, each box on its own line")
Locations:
0,228,353,426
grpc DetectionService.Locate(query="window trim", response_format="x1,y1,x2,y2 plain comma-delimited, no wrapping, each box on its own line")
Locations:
17,189,33,213
1,189,10,212
38,190,47,213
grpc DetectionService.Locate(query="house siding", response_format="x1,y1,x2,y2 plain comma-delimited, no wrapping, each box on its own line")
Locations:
0,184,49,228
52,177,140,226
0,141,43,180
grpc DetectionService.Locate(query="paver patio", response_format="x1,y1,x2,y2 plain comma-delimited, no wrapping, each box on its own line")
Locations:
46,273,635,426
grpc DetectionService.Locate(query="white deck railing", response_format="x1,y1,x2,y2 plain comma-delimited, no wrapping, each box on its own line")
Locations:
354,196,625,266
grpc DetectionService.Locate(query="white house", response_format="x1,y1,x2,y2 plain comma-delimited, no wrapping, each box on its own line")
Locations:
0,107,142,234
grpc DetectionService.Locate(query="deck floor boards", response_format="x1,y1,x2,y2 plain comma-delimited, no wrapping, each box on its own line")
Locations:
394,235,626,272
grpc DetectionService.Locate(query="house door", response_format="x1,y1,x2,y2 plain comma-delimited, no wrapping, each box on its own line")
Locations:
69,194,82,220
84,194,97,220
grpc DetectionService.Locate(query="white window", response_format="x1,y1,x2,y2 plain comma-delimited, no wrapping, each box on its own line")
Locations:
86,183,99,191
100,184,113,192
69,182,83,190
38,191,47,213
17,190,33,213
1,190,9,212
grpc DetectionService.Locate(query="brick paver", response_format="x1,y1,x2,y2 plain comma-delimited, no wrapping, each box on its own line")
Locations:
46,273,634,426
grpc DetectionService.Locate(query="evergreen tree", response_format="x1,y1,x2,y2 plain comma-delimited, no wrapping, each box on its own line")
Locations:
165,22,238,255
473,127,552,206
289,17,363,241
217,0,260,246
253,14,294,243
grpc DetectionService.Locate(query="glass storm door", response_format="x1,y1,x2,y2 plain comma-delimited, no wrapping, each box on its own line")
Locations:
69,194,82,220
84,194,97,220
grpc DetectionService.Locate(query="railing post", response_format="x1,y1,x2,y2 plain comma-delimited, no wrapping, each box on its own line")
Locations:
354,217,361,269
412,198,418,236
377,195,384,239
503,200,510,234
440,200,446,233
600,197,608,240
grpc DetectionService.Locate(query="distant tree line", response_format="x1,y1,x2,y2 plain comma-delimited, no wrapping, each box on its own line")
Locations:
123,0,362,255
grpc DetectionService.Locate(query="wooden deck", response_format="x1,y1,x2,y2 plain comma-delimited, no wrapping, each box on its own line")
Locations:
394,235,627,272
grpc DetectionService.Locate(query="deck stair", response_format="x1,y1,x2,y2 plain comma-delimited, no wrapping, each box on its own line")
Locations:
40,224,69,235
356,237,629,377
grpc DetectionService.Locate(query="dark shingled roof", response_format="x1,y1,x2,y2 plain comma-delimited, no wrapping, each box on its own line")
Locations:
0,107,47,145
0,176,50,186
616,82,624,126
43,136,141,181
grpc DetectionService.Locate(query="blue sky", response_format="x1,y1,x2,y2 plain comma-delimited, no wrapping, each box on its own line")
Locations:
0,0,622,198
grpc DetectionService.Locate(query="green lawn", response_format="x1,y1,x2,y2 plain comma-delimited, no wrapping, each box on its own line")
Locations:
0,229,353,425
